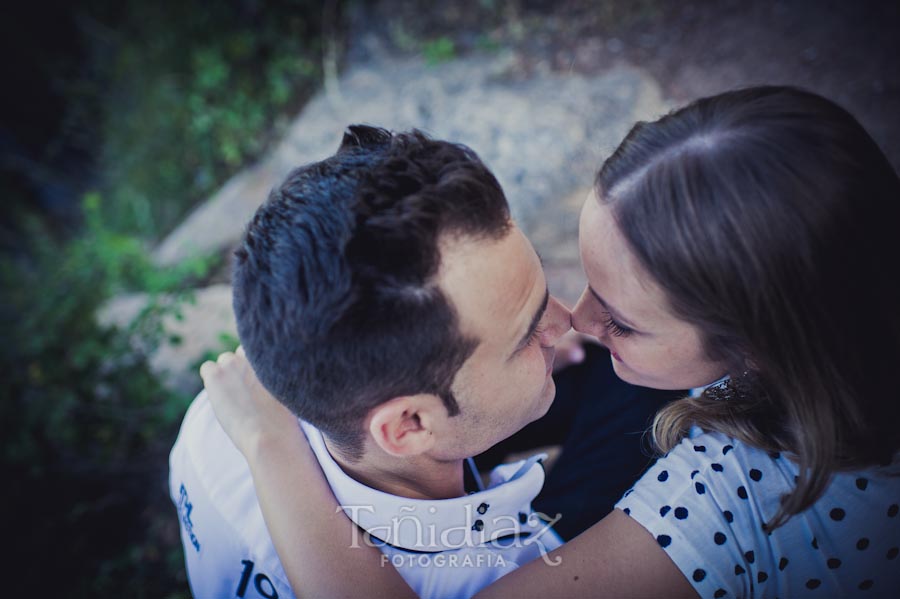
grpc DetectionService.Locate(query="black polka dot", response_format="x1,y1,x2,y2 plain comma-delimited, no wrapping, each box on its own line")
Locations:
623,507,631,515
660,505,671,517
737,486,748,499
690,469,700,479
711,462,724,472
714,589,726,598
675,507,689,520
714,532,727,545
859,580,874,591
692,569,706,582
749,468,762,482
745,550,755,564
723,444,733,455
694,445,707,452
657,534,672,548
856,477,868,491
779,557,789,570
888,504,899,517
806,578,821,589
734,564,746,576
830,508,845,521
827,558,841,569
758,571,768,583
723,510,734,523
812,537,819,549
695,482,706,495
857,537,870,550
657,470,669,482
887,547,898,560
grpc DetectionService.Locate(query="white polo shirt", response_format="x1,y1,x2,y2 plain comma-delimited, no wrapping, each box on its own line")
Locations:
169,391,563,599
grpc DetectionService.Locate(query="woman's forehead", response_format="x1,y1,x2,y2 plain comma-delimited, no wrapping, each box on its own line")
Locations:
579,194,675,329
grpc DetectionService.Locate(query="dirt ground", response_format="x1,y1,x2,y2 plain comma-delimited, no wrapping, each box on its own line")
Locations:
353,0,900,170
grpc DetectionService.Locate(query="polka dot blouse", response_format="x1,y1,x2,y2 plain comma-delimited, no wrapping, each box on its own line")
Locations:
616,427,900,598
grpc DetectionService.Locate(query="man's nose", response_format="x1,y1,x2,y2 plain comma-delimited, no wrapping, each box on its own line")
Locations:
539,296,573,347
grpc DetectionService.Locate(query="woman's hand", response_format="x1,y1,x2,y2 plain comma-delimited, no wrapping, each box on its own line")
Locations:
199,346,298,458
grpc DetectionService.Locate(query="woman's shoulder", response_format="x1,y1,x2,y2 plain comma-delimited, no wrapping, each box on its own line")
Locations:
617,429,900,597
644,427,793,487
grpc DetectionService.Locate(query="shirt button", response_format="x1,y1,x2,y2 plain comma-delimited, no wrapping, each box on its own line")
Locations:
472,519,484,532
477,503,489,515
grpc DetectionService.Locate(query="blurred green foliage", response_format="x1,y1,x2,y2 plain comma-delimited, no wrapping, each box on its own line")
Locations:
1,194,219,596
423,36,457,65
94,1,327,238
2,1,339,595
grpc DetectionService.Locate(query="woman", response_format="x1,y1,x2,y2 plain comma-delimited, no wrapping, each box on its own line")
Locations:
203,86,900,597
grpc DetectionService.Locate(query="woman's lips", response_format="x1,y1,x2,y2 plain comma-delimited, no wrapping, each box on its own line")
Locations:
611,350,623,362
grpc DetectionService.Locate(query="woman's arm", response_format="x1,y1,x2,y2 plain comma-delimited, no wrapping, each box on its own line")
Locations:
201,349,697,599
200,349,416,599
473,509,696,599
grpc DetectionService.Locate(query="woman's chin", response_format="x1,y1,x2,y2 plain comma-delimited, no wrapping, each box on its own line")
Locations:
610,358,654,389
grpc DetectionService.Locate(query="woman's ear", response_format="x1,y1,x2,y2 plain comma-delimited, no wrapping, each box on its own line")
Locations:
367,395,441,457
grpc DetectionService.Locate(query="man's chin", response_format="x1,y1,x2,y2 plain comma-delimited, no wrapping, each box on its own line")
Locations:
535,376,556,418
500,381,557,445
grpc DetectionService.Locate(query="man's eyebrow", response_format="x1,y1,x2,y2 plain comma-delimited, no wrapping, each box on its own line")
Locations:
514,286,550,352
588,285,638,329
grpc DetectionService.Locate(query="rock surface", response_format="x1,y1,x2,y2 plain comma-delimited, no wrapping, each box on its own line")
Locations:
98,285,236,395
154,52,668,296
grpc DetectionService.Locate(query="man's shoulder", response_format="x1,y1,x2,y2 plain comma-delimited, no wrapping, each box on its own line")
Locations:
169,390,295,597
169,390,264,542
171,390,246,480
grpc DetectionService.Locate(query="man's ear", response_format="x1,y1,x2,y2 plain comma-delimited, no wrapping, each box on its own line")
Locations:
367,395,442,457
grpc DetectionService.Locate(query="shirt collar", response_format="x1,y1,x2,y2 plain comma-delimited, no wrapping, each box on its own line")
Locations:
300,421,550,552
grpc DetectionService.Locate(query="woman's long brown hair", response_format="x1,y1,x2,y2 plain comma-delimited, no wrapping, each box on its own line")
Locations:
596,86,900,529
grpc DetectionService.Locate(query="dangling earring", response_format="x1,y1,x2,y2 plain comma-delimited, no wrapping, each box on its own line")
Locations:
705,370,757,402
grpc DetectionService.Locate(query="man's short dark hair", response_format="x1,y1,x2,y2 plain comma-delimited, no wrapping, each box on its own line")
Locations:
232,125,511,458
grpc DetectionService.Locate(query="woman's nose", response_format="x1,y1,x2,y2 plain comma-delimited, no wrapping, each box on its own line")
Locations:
571,287,605,341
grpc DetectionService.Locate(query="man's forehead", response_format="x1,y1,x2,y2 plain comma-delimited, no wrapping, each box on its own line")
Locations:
437,227,543,344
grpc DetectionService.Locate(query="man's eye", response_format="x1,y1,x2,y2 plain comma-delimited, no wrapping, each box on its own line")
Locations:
524,325,546,348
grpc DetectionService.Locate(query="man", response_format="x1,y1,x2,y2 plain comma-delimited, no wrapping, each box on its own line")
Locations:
169,126,676,598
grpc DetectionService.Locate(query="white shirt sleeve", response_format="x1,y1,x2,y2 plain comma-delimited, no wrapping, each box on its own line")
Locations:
617,428,900,598
616,430,761,598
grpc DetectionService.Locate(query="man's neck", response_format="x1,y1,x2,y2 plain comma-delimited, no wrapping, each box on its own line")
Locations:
323,437,466,500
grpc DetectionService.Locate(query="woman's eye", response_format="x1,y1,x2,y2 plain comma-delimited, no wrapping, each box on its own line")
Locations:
601,311,633,337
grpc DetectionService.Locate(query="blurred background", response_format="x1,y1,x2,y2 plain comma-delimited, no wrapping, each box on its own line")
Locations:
2,1,898,596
